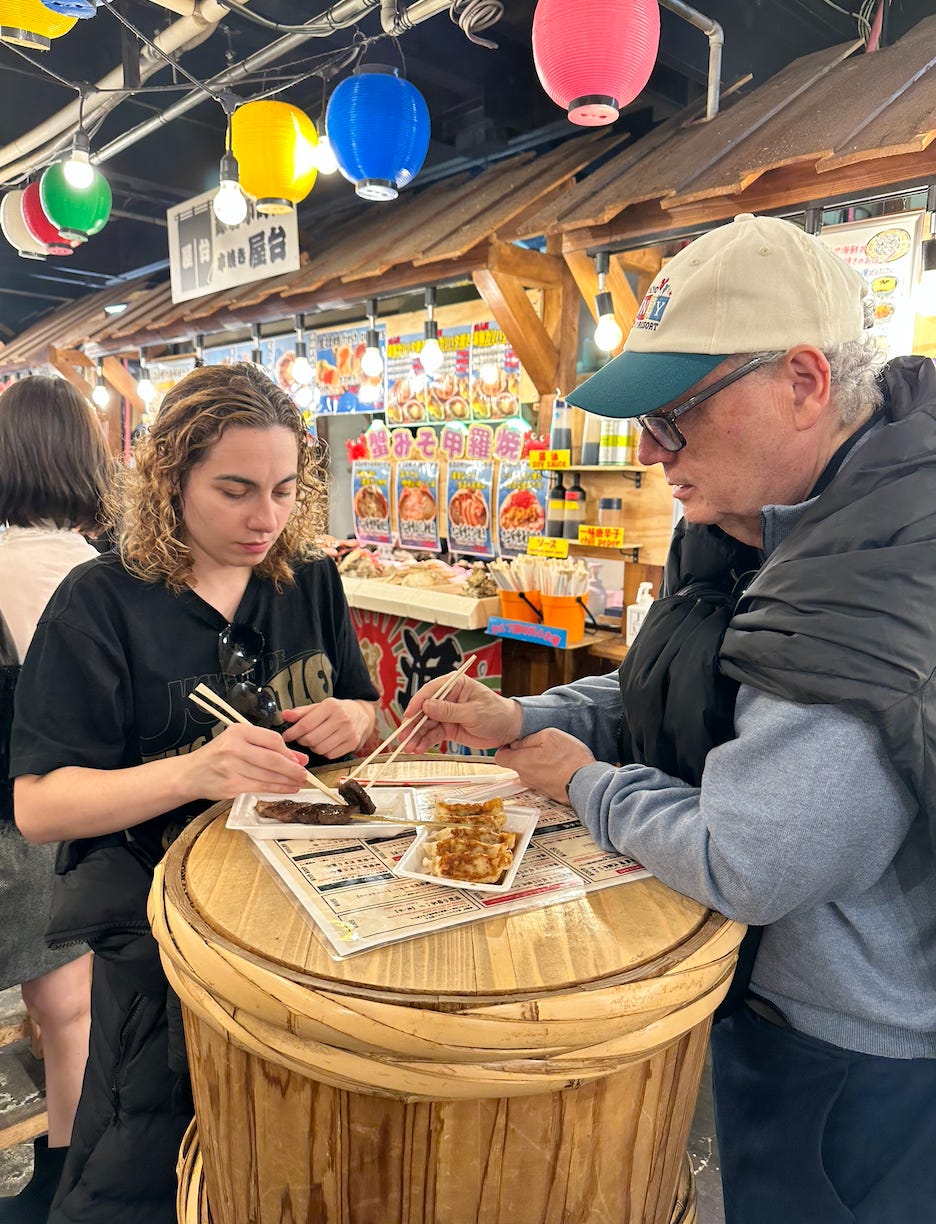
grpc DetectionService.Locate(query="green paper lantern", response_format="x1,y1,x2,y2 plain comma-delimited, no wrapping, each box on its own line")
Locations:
39,160,111,241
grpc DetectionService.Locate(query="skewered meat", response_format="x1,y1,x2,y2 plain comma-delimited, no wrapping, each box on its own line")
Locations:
337,777,377,814
255,800,353,825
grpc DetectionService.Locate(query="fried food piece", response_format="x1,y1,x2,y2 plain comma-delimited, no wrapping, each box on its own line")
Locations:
434,796,506,829
422,826,515,883
255,800,353,825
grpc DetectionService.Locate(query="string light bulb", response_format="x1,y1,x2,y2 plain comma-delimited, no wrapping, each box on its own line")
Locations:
291,314,313,385
420,286,444,377
63,129,94,190
593,251,624,352
91,360,110,408
212,151,248,227
314,129,339,175
360,298,383,378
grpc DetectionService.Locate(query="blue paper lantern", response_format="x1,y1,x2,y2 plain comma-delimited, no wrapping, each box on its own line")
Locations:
39,0,96,17
326,65,430,202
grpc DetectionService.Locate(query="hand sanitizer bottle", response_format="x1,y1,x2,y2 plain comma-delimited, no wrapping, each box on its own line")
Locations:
625,582,654,645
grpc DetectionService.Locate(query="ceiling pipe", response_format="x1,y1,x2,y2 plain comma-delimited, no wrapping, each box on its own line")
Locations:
0,0,231,181
659,0,723,121
95,0,450,165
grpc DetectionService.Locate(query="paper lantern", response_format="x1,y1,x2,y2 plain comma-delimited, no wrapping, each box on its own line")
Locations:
20,182,73,255
231,100,318,215
532,0,660,126
40,160,111,241
40,0,95,15
0,0,76,48
0,189,48,259
326,65,430,201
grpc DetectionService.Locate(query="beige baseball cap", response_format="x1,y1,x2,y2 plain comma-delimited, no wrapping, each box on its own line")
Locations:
567,212,871,418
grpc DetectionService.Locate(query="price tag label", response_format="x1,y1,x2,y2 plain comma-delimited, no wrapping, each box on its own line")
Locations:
578,525,625,549
528,449,570,470
527,536,569,558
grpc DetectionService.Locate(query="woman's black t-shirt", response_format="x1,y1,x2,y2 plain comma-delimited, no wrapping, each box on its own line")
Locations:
11,551,378,862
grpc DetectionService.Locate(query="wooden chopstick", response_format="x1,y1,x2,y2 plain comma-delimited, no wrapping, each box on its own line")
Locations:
189,685,345,803
346,707,427,782
360,654,477,790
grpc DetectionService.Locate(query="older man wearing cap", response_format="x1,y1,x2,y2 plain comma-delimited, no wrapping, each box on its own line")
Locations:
403,212,936,1222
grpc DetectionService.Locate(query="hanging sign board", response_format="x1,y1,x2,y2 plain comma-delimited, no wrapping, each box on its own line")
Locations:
167,190,300,303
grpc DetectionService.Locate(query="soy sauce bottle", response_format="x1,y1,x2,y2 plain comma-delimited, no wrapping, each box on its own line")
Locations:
563,472,586,540
545,472,566,537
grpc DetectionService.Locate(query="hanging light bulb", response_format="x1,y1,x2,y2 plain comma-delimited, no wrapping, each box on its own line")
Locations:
212,150,248,227
62,128,94,189
360,297,383,379
314,128,339,176
291,314,313,385
91,360,110,408
593,251,624,353
250,323,264,369
420,286,444,377
136,353,156,407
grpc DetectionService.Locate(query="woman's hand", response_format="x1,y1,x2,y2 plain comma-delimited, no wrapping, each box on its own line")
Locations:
281,698,376,759
184,723,309,799
401,675,523,752
494,729,596,804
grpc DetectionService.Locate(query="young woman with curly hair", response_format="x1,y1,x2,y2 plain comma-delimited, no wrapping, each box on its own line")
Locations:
11,362,378,1224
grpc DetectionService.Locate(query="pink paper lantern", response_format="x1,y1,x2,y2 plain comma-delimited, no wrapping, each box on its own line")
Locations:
532,0,661,126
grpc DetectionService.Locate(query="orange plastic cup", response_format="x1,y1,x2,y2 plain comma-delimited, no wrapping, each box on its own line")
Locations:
498,590,540,623
540,594,586,643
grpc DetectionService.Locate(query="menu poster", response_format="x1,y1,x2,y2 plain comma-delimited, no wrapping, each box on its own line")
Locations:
430,325,473,422
819,211,923,359
315,324,385,415
470,323,521,421
203,340,253,366
351,460,392,546
445,460,494,558
247,784,649,959
395,460,441,552
495,462,549,558
385,332,428,425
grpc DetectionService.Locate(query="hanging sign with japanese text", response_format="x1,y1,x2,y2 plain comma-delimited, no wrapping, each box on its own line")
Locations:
167,190,300,304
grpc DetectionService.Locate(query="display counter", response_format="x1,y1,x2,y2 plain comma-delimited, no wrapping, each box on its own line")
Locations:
152,759,744,1224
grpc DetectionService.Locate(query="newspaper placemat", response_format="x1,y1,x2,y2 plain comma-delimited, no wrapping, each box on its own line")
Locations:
246,787,649,959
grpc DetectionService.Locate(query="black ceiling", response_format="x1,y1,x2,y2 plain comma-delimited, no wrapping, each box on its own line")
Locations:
0,0,928,336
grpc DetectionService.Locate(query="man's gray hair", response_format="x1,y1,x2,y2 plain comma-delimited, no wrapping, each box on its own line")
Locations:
748,336,885,427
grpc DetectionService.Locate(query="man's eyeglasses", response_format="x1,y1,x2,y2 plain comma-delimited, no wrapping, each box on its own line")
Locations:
637,355,768,453
217,622,282,730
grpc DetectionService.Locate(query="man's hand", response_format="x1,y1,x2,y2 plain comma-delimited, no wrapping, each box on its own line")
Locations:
494,729,596,804
402,674,523,751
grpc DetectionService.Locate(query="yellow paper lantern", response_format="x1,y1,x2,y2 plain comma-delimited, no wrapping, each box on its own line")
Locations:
231,100,318,215
0,0,76,49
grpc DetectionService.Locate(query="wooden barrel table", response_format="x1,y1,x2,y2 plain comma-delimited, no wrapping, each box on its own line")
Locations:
151,769,743,1224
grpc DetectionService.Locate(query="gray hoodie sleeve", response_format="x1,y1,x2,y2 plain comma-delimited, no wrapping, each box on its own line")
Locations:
557,685,916,925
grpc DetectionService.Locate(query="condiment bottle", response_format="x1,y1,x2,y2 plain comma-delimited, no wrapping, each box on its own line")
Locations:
599,417,628,465
597,497,623,528
625,581,655,645
545,472,566,538
586,562,607,618
562,472,586,540
548,393,573,453
580,412,604,466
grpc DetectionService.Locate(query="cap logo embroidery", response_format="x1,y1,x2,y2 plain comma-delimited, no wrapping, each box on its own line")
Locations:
635,277,671,331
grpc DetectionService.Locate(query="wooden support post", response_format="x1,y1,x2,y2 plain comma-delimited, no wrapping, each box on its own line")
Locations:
102,355,144,414
472,266,559,396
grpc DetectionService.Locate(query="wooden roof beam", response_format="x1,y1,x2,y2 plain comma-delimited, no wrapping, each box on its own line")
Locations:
486,240,564,288
47,346,95,401
472,265,558,396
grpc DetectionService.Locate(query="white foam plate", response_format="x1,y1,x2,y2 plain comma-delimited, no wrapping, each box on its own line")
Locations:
227,786,417,839
392,806,538,893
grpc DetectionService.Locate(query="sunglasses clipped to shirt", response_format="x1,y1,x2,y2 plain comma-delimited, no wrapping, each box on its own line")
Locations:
638,355,768,452
216,622,283,730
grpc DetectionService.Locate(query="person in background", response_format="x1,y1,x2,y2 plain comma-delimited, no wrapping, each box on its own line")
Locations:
403,214,936,1223
11,362,378,1224
0,376,111,1222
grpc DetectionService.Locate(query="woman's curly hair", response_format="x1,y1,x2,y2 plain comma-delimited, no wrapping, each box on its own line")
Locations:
106,362,328,591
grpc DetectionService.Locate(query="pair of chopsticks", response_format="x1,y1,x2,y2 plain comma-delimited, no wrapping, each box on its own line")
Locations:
187,684,451,832
347,654,477,787
188,684,345,803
